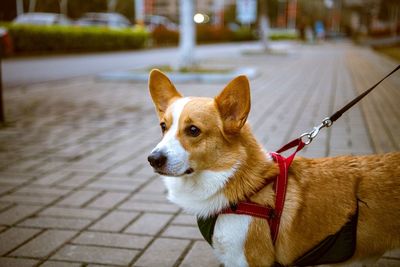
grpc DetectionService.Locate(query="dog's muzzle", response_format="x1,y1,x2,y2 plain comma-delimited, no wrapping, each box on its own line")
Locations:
147,149,194,176
148,150,167,169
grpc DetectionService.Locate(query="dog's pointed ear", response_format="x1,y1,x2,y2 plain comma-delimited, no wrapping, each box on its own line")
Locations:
215,75,251,134
149,69,182,119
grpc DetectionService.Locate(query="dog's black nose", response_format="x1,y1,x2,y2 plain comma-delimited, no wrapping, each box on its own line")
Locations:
148,150,167,168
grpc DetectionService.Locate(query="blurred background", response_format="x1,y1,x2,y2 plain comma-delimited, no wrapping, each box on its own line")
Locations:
0,0,399,58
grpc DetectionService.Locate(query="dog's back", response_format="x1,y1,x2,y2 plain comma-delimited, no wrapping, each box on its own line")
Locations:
354,152,400,260
247,152,400,266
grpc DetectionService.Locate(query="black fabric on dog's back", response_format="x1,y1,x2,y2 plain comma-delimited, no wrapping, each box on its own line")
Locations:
293,204,358,266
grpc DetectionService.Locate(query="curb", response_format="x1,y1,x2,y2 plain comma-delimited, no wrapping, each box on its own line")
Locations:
96,67,259,83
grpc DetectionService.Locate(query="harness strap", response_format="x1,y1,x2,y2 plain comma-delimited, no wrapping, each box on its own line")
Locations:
220,139,306,244
222,201,274,220
269,152,287,244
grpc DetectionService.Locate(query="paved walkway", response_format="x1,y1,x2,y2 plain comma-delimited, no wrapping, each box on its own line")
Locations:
0,41,399,267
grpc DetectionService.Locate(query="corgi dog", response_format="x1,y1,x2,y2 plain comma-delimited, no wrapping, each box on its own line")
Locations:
147,69,400,267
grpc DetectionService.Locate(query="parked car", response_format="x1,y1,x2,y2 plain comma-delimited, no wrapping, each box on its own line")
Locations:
144,15,178,31
75,12,132,28
13,12,71,25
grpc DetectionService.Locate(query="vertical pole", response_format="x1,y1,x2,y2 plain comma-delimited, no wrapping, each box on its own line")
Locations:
213,0,224,26
178,0,195,69
287,0,297,29
0,38,4,124
60,0,68,16
16,0,24,16
108,0,117,12
259,0,270,50
135,0,144,25
29,0,36,12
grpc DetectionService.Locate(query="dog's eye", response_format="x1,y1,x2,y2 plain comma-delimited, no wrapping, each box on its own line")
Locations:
160,122,167,133
186,125,201,137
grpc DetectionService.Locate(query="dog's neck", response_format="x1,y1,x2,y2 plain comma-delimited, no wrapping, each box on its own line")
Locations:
162,124,279,218
222,125,279,205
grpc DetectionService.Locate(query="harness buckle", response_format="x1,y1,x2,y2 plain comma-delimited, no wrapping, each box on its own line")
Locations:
300,117,333,145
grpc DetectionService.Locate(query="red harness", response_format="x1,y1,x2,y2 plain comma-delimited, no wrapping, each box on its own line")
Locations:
220,138,305,244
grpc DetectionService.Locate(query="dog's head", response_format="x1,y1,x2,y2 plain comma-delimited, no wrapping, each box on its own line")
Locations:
147,69,251,177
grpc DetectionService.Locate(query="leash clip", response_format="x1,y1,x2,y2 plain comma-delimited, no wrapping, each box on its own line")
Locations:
300,117,332,145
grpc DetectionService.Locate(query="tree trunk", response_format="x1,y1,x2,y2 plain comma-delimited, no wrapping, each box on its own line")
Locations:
135,0,144,24
391,5,399,37
259,0,270,50
178,0,196,70
108,0,117,12
16,0,24,15
29,0,37,12
59,0,68,16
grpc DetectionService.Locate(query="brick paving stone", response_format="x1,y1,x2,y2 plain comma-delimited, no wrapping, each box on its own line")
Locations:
119,201,180,213
11,229,76,258
56,189,101,207
369,258,400,267
0,177,31,186
172,214,197,226
40,207,105,219
134,164,158,178
57,173,96,188
0,173,33,185
33,172,73,186
130,192,167,202
14,186,71,196
0,204,42,225
162,225,203,240
384,249,400,258
87,192,128,209
0,227,41,255
99,176,143,184
0,194,59,205
5,159,43,172
86,180,141,192
107,162,136,176
138,178,166,193
180,241,220,267
124,213,173,235
34,161,66,174
0,257,38,267
72,231,152,249
0,184,15,195
89,210,139,232
19,216,91,230
40,261,81,267
52,244,138,266
134,238,190,267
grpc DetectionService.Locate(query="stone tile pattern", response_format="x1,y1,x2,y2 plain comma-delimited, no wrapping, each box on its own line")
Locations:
0,43,399,266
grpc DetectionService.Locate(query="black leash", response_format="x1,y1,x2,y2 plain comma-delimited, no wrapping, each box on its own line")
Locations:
330,64,400,123
300,64,400,145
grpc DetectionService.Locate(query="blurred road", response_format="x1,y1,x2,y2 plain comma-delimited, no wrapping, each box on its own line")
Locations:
3,42,260,88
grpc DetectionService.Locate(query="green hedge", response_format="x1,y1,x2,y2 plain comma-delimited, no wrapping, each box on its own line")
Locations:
4,24,149,54
151,24,257,47
232,27,257,42
268,30,298,41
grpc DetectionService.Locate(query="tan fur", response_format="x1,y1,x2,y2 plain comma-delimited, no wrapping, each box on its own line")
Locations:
149,69,182,119
148,69,400,266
